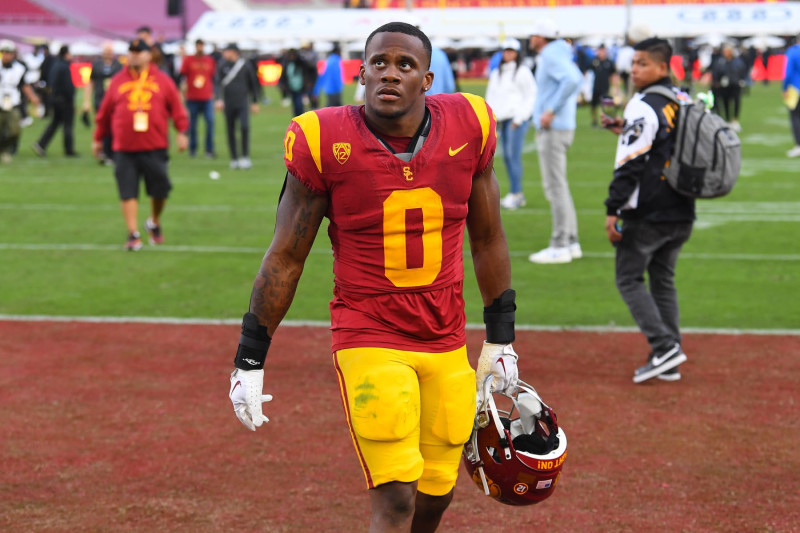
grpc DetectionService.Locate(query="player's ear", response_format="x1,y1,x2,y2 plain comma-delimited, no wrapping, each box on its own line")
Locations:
423,71,434,93
359,64,366,86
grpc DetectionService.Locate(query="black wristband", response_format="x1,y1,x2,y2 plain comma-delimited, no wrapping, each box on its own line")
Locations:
234,312,271,370
483,289,516,344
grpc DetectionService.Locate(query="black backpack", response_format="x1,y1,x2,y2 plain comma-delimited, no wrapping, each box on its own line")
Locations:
645,85,741,198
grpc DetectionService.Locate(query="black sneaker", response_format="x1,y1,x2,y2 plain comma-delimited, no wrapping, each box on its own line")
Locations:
633,344,687,384
657,367,681,381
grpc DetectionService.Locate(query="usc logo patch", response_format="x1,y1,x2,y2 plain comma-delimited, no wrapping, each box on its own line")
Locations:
333,142,351,165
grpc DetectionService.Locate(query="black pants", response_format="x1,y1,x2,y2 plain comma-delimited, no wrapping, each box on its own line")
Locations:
712,85,741,121
615,219,693,353
789,103,800,145
224,105,250,160
38,99,75,154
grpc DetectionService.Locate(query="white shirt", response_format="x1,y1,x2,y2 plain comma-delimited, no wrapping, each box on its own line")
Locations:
614,92,660,210
0,60,27,110
485,61,537,125
615,46,634,74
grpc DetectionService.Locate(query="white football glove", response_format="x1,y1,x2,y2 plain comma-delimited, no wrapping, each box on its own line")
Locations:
229,368,273,431
476,342,519,399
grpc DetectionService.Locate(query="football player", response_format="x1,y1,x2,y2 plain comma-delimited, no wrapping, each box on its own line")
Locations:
229,22,519,532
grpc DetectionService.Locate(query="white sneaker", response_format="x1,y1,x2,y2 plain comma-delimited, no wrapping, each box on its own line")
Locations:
20,116,33,128
238,157,252,170
729,120,741,132
787,146,800,158
229,159,239,170
569,243,583,259
500,192,526,210
528,246,572,264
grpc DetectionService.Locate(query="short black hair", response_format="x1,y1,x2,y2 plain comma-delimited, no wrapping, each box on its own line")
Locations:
633,37,673,65
364,22,432,69
136,26,152,34
58,45,69,58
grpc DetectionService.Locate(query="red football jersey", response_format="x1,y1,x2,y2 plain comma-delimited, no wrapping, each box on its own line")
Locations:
284,93,497,352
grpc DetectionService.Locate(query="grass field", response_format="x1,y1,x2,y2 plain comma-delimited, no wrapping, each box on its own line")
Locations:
2,80,798,533
1,81,798,330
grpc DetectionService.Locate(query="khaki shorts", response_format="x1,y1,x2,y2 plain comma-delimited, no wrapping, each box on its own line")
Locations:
333,345,475,496
0,108,21,152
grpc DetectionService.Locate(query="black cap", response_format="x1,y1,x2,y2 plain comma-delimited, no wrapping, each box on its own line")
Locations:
224,42,239,52
129,39,151,52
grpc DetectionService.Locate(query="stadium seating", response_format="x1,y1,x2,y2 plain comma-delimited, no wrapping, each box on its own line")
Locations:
0,0,65,24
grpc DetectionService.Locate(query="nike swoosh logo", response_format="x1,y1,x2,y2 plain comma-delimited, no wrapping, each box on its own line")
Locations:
231,381,241,394
449,142,468,156
652,346,679,366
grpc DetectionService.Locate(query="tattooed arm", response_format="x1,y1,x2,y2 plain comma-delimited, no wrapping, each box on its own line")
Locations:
249,173,328,336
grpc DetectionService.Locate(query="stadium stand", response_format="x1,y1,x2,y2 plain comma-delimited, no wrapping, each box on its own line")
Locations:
0,0,66,24
1,0,209,43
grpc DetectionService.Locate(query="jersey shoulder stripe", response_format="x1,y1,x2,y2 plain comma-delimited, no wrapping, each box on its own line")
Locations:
457,92,491,153
292,110,322,173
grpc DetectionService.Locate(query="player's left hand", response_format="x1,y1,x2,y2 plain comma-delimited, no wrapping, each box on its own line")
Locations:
476,342,519,400
229,368,272,431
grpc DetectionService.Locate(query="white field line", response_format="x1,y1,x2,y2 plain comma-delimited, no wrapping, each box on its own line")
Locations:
2,201,800,217
0,314,798,336
1,242,799,261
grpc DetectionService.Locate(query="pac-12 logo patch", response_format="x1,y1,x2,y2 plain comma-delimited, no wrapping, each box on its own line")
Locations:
513,483,529,494
333,142,351,165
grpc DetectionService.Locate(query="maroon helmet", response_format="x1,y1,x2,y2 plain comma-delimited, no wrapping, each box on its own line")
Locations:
462,380,567,506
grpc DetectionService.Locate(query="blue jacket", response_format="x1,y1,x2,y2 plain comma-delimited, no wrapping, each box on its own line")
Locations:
533,39,582,130
783,44,800,92
314,53,344,96
427,47,455,95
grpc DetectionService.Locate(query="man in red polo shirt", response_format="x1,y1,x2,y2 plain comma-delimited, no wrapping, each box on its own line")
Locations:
180,39,216,158
93,39,189,251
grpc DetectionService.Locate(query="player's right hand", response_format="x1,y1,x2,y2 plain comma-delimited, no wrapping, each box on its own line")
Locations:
229,368,272,431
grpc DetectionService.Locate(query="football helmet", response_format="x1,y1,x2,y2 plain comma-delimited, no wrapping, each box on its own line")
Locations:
462,378,567,506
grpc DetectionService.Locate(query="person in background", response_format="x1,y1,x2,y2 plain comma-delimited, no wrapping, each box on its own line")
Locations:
33,45,77,157
602,38,693,383
485,37,536,210
313,44,344,107
180,39,216,158
528,19,583,264
37,44,55,118
172,42,186,86
783,36,800,158
93,39,189,251
1,40,42,164
710,44,746,132
589,45,619,128
761,48,772,86
616,37,635,100
298,41,319,109
83,42,122,165
215,43,260,170
427,45,456,95
278,49,309,117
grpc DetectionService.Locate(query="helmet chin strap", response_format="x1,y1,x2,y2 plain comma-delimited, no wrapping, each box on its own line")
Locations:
484,377,512,461
477,465,491,495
